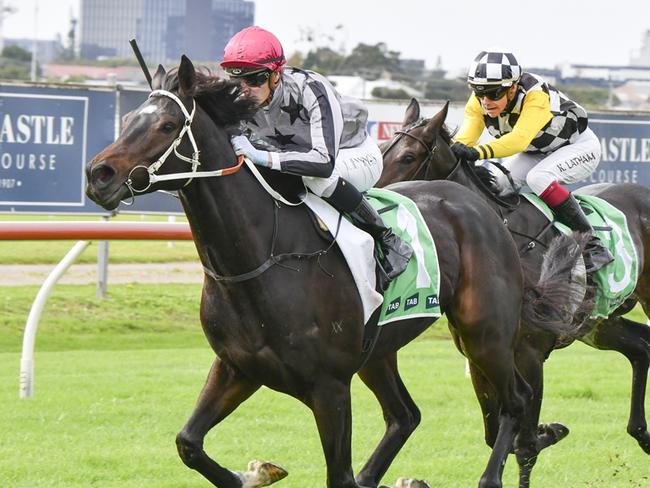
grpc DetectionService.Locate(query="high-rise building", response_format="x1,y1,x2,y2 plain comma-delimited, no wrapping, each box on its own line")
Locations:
79,0,254,64
80,0,145,59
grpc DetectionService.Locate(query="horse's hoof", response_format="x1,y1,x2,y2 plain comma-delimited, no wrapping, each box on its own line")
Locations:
634,431,650,454
238,459,288,488
537,422,569,448
393,477,432,488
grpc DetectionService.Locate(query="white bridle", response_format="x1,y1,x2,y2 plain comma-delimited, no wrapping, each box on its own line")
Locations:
123,88,304,207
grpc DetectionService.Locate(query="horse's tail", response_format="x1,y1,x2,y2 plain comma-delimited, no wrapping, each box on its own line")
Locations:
521,232,593,340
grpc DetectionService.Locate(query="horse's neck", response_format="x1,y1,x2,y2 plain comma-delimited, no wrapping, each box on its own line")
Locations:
180,160,276,279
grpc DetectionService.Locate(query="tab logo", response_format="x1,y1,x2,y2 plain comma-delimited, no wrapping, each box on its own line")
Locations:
404,293,419,311
426,295,439,308
386,297,401,315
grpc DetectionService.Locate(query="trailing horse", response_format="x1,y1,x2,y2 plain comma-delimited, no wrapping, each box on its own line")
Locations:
378,98,650,487
85,58,584,488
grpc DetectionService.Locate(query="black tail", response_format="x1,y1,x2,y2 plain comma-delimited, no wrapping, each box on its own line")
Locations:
521,232,593,341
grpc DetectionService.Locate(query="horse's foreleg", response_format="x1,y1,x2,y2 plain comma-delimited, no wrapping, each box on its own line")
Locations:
584,315,650,454
355,353,421,487
310,377,367,488
176,357,267,487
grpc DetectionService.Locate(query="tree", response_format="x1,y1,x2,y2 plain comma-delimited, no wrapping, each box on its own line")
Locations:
302,47,345,75
423,77,470,102
371,86,410,100
2,45,31,62
338,43,402,78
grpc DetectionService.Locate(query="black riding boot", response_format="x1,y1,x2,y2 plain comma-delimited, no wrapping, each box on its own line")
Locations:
325,178,413,283
551,194,614,273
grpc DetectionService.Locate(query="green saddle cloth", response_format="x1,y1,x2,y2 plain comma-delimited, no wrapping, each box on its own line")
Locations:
366,188,441,326
523,193,639,318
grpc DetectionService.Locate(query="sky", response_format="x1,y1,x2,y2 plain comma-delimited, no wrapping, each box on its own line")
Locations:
2,0,649,75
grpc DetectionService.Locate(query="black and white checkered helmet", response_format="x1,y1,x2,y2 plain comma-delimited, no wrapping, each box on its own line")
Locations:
467,51,522,87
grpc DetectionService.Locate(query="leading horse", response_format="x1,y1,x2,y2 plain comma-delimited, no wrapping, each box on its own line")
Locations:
85,57,583,488
378,98,650,486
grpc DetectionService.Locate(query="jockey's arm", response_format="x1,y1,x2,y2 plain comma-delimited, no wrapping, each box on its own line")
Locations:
454,95,486,146
267,83,342,178
474,91,553,159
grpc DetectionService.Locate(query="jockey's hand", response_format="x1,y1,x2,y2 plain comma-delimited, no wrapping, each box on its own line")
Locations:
451,142,480,162
230,135,272,168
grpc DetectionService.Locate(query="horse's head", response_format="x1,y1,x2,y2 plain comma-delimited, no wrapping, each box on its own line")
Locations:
377,99,456,187
85,55,257,210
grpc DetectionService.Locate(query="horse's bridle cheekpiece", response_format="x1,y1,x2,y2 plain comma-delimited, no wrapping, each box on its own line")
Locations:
381,118,437,181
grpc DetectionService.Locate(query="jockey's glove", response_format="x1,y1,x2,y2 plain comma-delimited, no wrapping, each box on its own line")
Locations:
451,142,480,162
230,135,272,168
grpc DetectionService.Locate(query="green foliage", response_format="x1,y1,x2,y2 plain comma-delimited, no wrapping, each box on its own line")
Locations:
339,42,402,78
424,76,471,102
301,46,345,75
1,44,32,62
556,83,613,110
0,61,30,80
371,86,411,100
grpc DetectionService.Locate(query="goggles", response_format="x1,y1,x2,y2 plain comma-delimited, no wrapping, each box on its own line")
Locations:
472,85,510,101
225,68,271,87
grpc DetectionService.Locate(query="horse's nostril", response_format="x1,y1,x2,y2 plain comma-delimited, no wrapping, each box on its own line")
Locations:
92,164,115,185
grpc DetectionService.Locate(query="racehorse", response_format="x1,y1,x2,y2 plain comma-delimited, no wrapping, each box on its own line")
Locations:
85,57,584,488
378,98,650,486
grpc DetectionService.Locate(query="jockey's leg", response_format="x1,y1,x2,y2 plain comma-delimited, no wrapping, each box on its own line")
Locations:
527,129,613,273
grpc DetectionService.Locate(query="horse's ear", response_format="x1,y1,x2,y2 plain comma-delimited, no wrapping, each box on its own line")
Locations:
178,55,196,95
151,64,166,90
402,98,420,127
423,101,450,140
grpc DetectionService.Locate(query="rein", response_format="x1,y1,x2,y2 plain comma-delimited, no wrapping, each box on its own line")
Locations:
122,88,332,283
386,117,553,253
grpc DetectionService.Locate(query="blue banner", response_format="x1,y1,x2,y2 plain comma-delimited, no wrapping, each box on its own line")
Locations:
0,84,115,214
586,111,650,186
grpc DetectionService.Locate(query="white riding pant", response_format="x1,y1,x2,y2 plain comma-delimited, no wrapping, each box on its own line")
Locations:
494,127,601,195
302,135,383,197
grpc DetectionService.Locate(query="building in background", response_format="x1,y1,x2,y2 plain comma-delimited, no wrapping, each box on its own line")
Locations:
80,0,144,59
631,30,650,66
79,0,254,64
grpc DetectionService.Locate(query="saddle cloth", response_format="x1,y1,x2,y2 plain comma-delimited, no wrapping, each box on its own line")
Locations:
303,188,441,326
523,193,639,318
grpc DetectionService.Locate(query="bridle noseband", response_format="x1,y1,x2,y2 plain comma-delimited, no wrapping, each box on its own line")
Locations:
123,89,245,201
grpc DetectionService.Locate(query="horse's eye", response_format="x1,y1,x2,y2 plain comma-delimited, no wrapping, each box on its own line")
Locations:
400,155,415,165
161,122,176,133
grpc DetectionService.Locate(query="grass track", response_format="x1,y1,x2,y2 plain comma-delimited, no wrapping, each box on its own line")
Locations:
0,284,648,487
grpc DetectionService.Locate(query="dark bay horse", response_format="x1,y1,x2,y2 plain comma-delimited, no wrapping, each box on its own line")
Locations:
85,57,584,488
378,98,650,485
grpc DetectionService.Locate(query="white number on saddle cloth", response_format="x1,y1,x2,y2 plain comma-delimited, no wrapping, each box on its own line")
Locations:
604,215,635,294
395,203,432,289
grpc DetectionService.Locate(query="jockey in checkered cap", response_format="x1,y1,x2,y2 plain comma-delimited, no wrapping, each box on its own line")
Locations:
452,50,613,273
221,26,412,286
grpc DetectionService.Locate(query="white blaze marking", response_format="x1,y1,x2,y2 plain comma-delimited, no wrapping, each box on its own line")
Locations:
139,104,159,115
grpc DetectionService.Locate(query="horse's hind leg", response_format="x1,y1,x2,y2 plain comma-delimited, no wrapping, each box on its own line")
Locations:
584,315,650,453
176,357,285,487
511,337,569,488
354,353,422,488
458,318,532,488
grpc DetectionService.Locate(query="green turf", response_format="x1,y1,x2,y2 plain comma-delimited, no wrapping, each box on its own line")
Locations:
0,284,648,487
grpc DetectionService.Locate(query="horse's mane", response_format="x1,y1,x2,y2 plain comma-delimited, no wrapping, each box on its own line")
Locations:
161,67,259,128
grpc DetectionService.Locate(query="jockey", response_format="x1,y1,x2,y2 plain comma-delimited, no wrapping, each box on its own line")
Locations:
220,26,413,284
451,50,613,273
